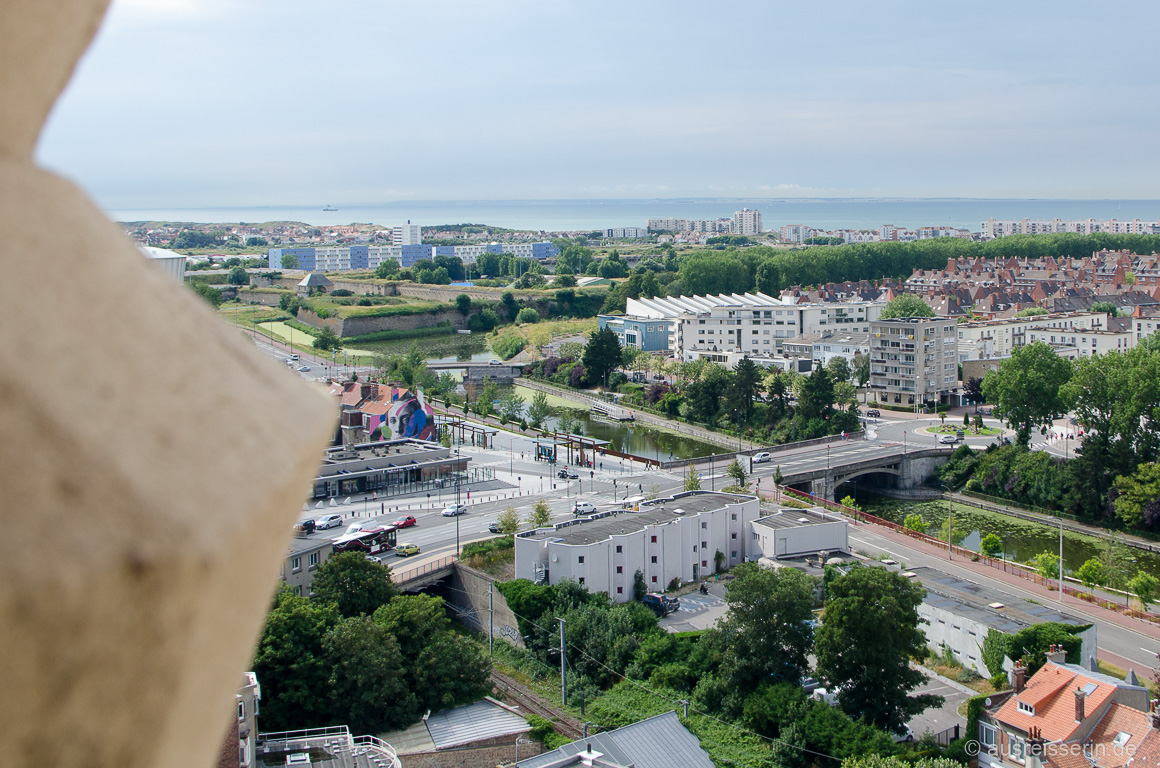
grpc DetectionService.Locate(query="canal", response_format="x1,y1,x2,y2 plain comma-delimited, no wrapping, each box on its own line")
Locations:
857,495,1160,582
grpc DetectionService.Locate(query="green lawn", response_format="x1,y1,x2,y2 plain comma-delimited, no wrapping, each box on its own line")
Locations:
257,321,378,360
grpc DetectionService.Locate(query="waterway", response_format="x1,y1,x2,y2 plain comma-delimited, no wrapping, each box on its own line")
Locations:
858,495,1160,582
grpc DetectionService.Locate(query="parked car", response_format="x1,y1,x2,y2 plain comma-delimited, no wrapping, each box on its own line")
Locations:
395,543,420,557
572,501,597,516
392,515,417,528
293,519,316,535
488,521,505,533
751,451,772,464
891,726,914,743
938,433,958,444
641,593,672,617
315,513,343,530
441,503,468,517
557,468,579,480
865,408,881,418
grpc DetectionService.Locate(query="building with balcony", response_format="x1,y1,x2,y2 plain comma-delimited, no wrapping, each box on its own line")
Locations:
956,312,1110,360
514,491,760,601
732,208,763,235
869,317,959,408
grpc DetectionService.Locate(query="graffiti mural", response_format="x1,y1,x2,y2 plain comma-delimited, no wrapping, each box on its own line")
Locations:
367,388,435,442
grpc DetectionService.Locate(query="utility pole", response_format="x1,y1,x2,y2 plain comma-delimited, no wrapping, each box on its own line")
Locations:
948,497,953,560
1058,517,1064,602
488,583,494,657
557,617,567,705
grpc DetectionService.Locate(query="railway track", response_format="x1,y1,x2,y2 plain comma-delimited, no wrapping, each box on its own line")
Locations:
490,670,584,740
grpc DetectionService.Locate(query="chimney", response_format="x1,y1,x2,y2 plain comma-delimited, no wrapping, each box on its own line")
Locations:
1075,688,1086,723
578,743,603,767
1151,698,1159,730
1045,644,1067,665
1014,660,1027,693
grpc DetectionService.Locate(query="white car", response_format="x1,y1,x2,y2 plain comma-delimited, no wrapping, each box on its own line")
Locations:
441,503,468,517
751,452,772,463
488,359,502,365
572,501,598,516
344,521,375,535
315,513,343,529
938,433,958,444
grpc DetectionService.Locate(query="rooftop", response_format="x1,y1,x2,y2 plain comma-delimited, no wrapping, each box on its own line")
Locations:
517,711,713,768
754,507,844,530
521,492,754,546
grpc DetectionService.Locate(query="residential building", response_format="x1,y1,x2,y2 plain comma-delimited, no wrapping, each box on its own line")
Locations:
141,245,187,282
732,208,763,235
976,648,1157,768
1025,327,1134,358
282,537,333,597
982,217,1160,239
514,491,760,600
517,711,714,768
869,317,959,407
392,222,421,246
604,227,649,239
218,672,260,768
266,241,557,272
906,565,1097,678
748,506,849,560
597,315,672,353
956,312,1111,360
647,218,690,233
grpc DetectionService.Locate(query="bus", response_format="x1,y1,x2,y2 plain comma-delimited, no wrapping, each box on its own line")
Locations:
331,525,397,556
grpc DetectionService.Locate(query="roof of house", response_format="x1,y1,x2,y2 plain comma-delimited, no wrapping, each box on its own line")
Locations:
424,697,530,750
521,492,753,545
993,662,1129,742
516,711,714,768
298,271,334,287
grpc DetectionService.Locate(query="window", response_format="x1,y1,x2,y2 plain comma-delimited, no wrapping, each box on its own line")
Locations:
308,552,320,567
731,532,737,539
651,556,657,563
617,587,623,594
578,577,585,585
578,556,585,564
731,513,737,520
702,560,707,568
701,522,707,529
651,535,657,543
731,551,737,558
1017,701,1034,715
616,566,623,574
291,556,301,571
1009,736,1025,763
238,702,245,719
651,576,657,583
615,545,622,553
702,541,708,548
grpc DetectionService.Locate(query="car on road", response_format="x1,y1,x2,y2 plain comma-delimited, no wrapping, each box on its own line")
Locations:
296,365,311,372
751,451,772,463
289,354,299,361
395,543,420,557
315,513,343,530
572,501,597,516
865,408,881,418
557,468,579,479
344,521,375,535
392,515,417,528
488,359,502,365
938,433,958,444
488,521,505,533
441,503,468,517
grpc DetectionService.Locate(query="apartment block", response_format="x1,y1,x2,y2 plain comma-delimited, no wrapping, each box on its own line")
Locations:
732,208,763,235
869,317,959,407
956,312,1109,360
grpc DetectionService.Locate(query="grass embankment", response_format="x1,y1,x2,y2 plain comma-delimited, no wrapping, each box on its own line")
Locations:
460,536,514,579
489,318,597,360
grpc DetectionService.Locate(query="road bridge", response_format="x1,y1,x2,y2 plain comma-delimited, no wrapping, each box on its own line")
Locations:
771,444,952,501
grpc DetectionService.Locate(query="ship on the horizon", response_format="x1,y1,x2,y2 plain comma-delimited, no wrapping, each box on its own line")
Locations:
322,204,338,211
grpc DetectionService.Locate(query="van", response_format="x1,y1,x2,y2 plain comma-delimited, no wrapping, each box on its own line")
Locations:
641,593,671,617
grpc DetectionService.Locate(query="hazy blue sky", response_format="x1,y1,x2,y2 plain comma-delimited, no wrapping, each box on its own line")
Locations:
36,0,1160,208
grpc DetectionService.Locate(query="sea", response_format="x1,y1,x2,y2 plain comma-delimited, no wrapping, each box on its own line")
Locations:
107,198,1160,234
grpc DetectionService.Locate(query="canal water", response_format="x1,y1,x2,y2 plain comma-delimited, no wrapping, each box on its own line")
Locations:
858,495,1160,582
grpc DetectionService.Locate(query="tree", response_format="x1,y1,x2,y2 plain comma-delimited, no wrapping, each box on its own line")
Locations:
1091,301,1119,317
313,326,343,351
375,258,400,278
773,465,784,487
1032,552,1061,581
981,628,1013,678
841,755,964,768
711,563,816,714
323,616,416,732
311,551,397,618
497,507,521,534
879,294,935,319
281,252,299,269
498,389,525,422
527,391,551,430
227,265,249,286
982,341,1072,446
1128,572,1158,609
1007,622,1084,674
726,458,748,489
684,466,702,491
633,569,647,601
1112,461,1160,529
826,356,851,385
1075,558,1106,591
530,499,551,528
516,307,540,324
477,379,499,417
816,565,943,731
903,513,927,533
455,293,472,315
963,376,984,405
980,533,1003,558
253,587,341,730
581,327,623,388
191,281,223,307
554,272,577,287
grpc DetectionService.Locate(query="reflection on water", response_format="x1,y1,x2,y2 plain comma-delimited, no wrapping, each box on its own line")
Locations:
860,496,1160,580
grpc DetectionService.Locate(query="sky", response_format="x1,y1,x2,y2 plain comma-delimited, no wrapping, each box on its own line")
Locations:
35,0,1160,209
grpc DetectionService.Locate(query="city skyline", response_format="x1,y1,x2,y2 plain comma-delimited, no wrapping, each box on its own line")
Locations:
36,0,1160,209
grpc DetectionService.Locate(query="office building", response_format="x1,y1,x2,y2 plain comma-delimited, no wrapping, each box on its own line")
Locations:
869,316,959,407
597,315,672,353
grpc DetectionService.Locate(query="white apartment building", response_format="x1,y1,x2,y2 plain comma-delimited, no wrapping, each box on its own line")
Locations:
392,223,422,245
813,333,870,368
514,492,760,601
981,217,1160,239
1026,327,1134,358
748,507,850,560
604,227,650,239
452,244,488,264
956,312,1110,360
623,293,881,362
870,317,959,407
732,208,763,235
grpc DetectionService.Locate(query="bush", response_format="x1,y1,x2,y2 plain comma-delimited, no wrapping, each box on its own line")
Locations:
516,307,540,324
956,668,982,683
991,672,1009,690
526,715,571,750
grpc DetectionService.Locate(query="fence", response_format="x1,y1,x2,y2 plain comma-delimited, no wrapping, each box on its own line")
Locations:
773,486,1160,628
929,724,961,747
657,430,867,472
958,489,1160,548
391,555,457,585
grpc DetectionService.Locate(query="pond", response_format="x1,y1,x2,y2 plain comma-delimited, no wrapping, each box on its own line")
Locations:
858,495,1160,582
511,384,720,461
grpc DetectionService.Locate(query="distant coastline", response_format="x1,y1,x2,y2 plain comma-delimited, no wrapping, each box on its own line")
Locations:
107,197,1160,233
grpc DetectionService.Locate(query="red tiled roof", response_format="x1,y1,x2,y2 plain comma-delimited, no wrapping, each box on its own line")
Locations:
994,663,1117,743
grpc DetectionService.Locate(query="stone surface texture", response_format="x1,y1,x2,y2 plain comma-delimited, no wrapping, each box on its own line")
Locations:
0,2,337,766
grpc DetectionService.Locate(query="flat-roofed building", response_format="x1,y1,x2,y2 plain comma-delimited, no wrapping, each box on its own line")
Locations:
870,316,959,408
748,506,850,560
515,491,760,601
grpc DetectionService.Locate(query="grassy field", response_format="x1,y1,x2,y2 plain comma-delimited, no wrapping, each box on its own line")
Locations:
256,320,378,359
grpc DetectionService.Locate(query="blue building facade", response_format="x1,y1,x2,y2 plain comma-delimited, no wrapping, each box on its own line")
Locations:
598,315,671,353
268,247,318,270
